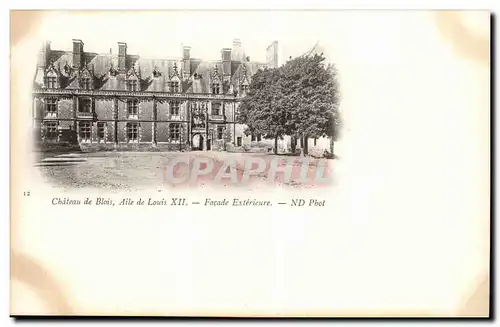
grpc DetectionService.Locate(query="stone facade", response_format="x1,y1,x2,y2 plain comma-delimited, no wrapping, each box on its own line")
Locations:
32,38,277,152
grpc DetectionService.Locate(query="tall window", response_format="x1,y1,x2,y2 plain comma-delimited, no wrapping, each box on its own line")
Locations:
45,98,57,115
127,123,139,142
217,126,224,140
170,101,180,115
97,122,106,141
212,83,220,94
169,123,180,141
237,137,242,147
127,99,138,118
81,77,92,90
127,79,139,91
79,122,91,141
45,121,58,139
212,102,221,116
79,98,91,112
170,81,180,93
46,75,57,89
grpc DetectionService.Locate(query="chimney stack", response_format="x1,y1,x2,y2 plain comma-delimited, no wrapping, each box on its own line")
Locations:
118,42,127,73
72,39,84,68
221,48,232,77
38,41,51,68
182,45,191,80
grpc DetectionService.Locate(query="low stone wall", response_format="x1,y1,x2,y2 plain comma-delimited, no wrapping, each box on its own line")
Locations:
79,142,191,152
33,142,83,154
34,141,193,153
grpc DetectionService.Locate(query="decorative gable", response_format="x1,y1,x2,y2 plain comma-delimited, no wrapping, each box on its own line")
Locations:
109,62,119,77
168,62,181,92
210,65,223,94
210,65,222,85
169,62,181,81
240,64,250,86
44,61,60,89
127,64,140,80
152,66,162,78
239,64,250,95
79,62,94,90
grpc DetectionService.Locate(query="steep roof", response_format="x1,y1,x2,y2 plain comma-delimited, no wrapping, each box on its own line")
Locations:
43,49,268,94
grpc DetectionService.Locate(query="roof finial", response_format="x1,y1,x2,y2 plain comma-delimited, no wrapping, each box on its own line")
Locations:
153,66,161,77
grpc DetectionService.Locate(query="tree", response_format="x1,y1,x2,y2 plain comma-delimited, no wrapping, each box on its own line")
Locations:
282,54,341,156
238,53,341,156
237,68,286,155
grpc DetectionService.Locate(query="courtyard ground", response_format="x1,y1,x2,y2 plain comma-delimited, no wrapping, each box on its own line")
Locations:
34,151,335,192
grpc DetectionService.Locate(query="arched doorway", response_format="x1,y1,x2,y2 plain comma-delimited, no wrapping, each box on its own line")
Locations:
192,133,204,151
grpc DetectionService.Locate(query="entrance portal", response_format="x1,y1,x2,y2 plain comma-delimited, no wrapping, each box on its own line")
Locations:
192,133,204,151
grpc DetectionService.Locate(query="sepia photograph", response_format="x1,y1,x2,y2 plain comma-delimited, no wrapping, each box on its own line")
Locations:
10,9,490,318
32,24,339,191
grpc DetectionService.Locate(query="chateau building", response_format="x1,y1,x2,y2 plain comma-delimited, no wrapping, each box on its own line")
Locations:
32,38,279,151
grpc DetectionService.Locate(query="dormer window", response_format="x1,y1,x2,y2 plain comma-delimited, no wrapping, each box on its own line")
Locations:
212,83,220,94
79,65,94,90
44,61,59,89
170,81,180,93
81,77,92,90
127,79,139,91
169,62,181,93
126,65,141,91
211,65,222,94
46,76,57,89
241,85,249,93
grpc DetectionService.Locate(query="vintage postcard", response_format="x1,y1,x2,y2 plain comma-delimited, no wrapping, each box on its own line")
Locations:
10,10,490,317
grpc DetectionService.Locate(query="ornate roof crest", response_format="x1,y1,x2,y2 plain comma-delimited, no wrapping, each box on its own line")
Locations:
126,62,140,79
169,62,180,80
44,58,59,76
79,59,93,78
211,65,222,84
109,61,119,77
240,64,250,86
152,66,162,78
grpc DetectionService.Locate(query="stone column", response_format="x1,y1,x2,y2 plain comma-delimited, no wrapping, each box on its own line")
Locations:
72,95,78,131
186,100,190,148
113,98,118,146
205,102,209,151
152,98,157,146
